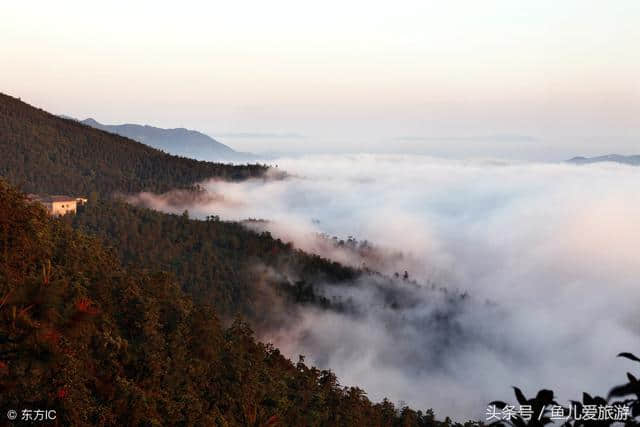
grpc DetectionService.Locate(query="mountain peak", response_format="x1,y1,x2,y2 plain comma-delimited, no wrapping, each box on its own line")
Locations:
568,154,640,165
81,119,256,162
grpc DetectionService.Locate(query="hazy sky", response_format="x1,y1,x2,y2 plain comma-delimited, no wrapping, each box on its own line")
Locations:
2,1,639,158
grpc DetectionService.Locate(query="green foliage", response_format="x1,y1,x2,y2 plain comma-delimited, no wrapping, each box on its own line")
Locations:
0,180,465,426
0,93,267,196
68,199,356,319
0,94,477,425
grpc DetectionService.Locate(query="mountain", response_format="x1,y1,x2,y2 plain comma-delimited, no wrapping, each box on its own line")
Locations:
69,198,358,319
81,118,257,162
0,93,267,195
0,179,454,426
567,154,640,165
0,92,474,425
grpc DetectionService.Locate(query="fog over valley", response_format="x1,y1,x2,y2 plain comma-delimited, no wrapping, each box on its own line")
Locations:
3,1,640,424
128,154,640,419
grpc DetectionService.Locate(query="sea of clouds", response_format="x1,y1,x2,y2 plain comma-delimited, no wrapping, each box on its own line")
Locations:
130,154,640,420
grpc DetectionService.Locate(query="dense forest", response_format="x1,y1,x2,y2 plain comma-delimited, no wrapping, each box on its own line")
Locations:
0,93,475,424
0,179,474,426
67,198,359,322
0,93,268,196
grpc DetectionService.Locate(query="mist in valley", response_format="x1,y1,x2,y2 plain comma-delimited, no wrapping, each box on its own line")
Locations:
128,154,640,419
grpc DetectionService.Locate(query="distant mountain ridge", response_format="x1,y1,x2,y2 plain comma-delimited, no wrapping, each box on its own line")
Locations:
568,154,640,165
81,118,257,162
0,93,267,195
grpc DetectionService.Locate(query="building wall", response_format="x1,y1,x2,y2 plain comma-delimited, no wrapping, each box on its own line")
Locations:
49,201,77,216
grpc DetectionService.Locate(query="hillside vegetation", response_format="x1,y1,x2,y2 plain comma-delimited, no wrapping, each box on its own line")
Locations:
68,199,358,321
0,93,267,196
0,94,474,425
0,179,468,426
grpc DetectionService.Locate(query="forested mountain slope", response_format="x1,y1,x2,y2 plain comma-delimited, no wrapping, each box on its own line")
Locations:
68,199,358,321
0,92,357,321
0,93,267,195
0,179,465,426
0,94,475,425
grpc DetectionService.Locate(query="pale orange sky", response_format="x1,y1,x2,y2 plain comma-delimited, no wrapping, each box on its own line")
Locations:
2,0,639,158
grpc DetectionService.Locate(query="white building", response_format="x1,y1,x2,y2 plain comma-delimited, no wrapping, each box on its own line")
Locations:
29,195,87,216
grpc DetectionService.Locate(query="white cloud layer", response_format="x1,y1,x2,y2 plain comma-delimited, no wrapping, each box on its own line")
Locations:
131,154,640,420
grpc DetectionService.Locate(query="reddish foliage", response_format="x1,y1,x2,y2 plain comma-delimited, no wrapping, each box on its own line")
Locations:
41,328,61,345
56,387,69,399
0,361,8,373
74,298,100,315
266,415,280,426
